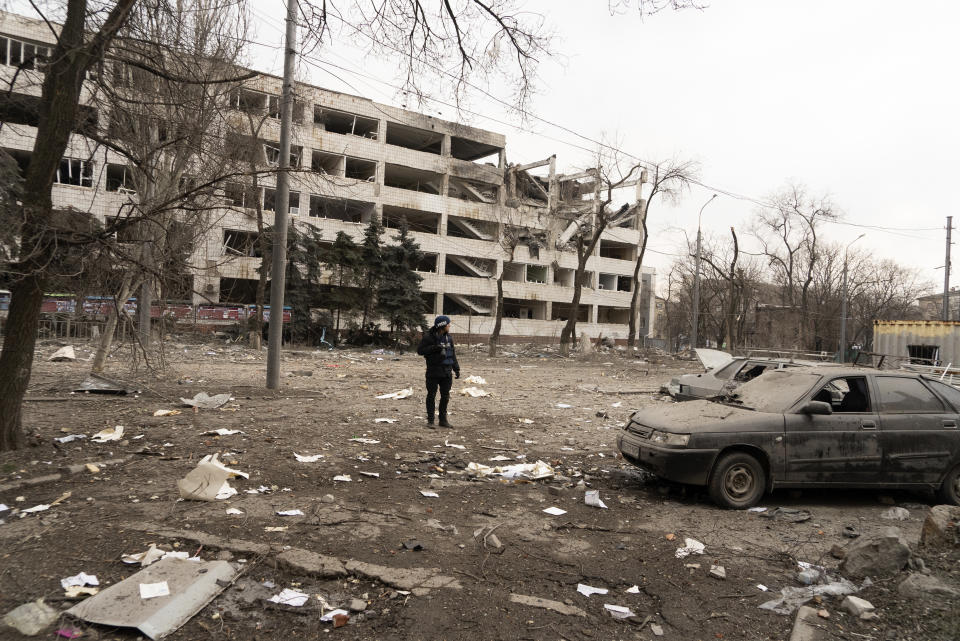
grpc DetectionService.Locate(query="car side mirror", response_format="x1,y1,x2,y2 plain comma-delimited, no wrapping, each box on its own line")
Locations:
802,400,832,415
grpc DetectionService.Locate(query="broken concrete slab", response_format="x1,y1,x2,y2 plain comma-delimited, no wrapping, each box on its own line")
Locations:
343,559,461,596
897,573,960,599
3,599,59,636
276,549,347,578
789,605,827,641
67,558,237,640
509,593,586,617
920,505,960,550
49,345,76,362
126,523,272,556
840,526,911,578
75,373,133,394
841,596,874,617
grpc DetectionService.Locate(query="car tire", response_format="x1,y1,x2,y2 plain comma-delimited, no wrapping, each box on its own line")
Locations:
708,451,766,509
938,464,960,506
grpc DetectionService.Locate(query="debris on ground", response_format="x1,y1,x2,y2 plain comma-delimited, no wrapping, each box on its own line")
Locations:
74,373,132,394
920,505,960,549
710,565,726,580
54,434,86,443
294,452,324,463
603,603,635,619
584,490,608,509
201,428,243,436
459,387,490,397
91,425,124,443
880,506,910,521
466,460,554,480
67,558,237,639
759,578,859,615
675,538,705,559
376,388,412,400
177,453,246,501
840,527,911,578
542,507,566,516
897,573,960,598
49,346,76,362
153,409,181,417
576,584,608,597
759,507,811,523
509,593,586,617
374,418,397,423
463,375,487,385
841,595,874,617
268,588,309,607
180,392,231,409
3,599,59,636
122,544,165,567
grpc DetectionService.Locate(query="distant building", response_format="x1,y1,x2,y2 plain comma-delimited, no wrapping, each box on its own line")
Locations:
873,320,960,366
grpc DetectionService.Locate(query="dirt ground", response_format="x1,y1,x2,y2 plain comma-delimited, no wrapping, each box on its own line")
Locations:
1,337,958,640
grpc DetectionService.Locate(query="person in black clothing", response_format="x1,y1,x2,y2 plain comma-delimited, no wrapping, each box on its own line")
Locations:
417,315,460,428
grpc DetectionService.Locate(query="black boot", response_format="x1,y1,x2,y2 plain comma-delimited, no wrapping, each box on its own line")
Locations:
427,417,435,427
438,416,452,428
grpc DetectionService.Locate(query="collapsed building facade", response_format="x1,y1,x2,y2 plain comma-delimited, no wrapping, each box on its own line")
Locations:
0,9,656,342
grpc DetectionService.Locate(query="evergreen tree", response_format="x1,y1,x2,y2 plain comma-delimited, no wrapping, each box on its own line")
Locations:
358,216,386,331
377,221,427,340
274,222,325,342
321,231,363,342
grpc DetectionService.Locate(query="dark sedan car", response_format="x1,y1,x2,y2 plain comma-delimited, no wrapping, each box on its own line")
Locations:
617,367,960,508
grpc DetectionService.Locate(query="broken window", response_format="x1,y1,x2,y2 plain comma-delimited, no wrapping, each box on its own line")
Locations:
447,176,497,203
526,265,548,284
907,344,939,365
383,205,439,234
263,189,300,214
415,253,438,273
314,107,379,138
811,377,871,413
308,195,375,223
106,164,136,193
449,136,500,164
311,150,344,175
54,158,93,187
230,89,267,114
263,142,301,168
345,157,377,181
222,229,262,257
383,164,442,194
385,121,442,154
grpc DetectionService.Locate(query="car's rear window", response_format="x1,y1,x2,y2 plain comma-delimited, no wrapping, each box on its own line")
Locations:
926,379,960,412
727,370,822,413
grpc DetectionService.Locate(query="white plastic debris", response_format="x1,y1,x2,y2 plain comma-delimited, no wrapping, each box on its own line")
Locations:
139,581,170,600
180,392,231,409
276,509,304,516
518,418,534,424
757,584,769,592
0,504,8,512
61,573,99,590
153,409,181,417
611,402,622,408
577,584,608,597
202,429,243,436
121,545,165,567
177,453,246,502
54,434,86,443
419,490,439,498
320,608,350,622
21,503,51,515
444,440,466,450
747,507,768,513
269,588,309,607
294,453,324,463
374,418,397,423
556,403,572,409
460,386,490,397
376,388,412,400
675,538,706,559
359,471,380,478
626,585,640,593
49,346,77,362
585,490,608,509
333,475,352,482
225,508,244,515
543,507,567,516
488,455,511,462
350,438,380,444
91,425,124,443
464,375,487,385
603,604,635,619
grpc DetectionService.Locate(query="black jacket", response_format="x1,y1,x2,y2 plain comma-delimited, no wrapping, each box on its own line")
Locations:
417,330,460,378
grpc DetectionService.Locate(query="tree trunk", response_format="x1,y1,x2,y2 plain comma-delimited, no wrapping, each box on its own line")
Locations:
138,274,152,349
0,273,45,450
489,273,504,356
560,253,589,355
627,207,649,349
92,275,138,373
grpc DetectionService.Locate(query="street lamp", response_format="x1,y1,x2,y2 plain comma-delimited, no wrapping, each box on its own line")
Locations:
839,233,866,362
691,193,718,351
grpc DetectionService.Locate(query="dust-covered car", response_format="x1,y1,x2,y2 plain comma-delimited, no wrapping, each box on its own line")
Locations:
664,349,820,401
619,367,960,508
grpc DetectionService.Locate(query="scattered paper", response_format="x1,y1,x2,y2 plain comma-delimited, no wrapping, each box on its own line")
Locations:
294,452,324,463
177,453,245,502
269,588,309,607
226,508,244,515
444,440,466,450
265,526,288,532
626,585,640,593
333,475,352,482
376,388,412,400
350,438,380,444
180,392,231,409
543,507,567,516
91,425,124,443
757,584,769,592
121,545,164,567
556,403,572,409
577,584,609,597
359,471,380,478
419,490,439,498
603,604,635,619
276,509,304,516
64,586,99,598
460,386,490,397
374,418,398,424
54,434,86,443
488,455,511,462
21,504,51,515
139,581,170,600
153,409,181,417
320,608,350,622
584,490,608,509
464,375,487,385
61,573,99,590
675,538,706,559
202,428,243,436
611,402,622,408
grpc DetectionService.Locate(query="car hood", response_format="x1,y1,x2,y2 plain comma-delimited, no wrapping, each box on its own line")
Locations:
632,400,781,433
695,348,734,371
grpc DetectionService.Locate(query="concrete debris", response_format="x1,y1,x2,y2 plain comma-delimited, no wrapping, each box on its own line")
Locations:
710,565,727,580
880,507,910,521
348,598,367,612
841,595,874,616
788,606,827,641
650,623,664,636
675,538,705,559
840,527,911,578
75,373,132,394
759,579,859,615
509,593,586,617
3,599,59,636
180,392,231,409
920,505,960,549
153,410,181,417
49,345,76,361
897,573,960,598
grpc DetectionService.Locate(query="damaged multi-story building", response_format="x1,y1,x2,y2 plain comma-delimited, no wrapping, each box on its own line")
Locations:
0,9,656,343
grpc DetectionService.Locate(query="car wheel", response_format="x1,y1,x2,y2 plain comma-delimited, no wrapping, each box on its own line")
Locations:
708,451,766,509
938,464,960,506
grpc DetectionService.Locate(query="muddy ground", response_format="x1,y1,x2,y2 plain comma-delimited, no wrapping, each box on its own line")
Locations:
0,337,958,640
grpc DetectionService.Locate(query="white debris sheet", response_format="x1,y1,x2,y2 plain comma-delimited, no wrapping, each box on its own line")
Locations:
139,582,170,600
61,572,99,590
576,584,608,597
180,392,231,409
460,386,490,397
320,608,350,622
584,490,608,509
675,538,706,559
374,418,397,423
49,345,77,361
177,453,247,502
276,510,304,516
349,438,380,445
294,453,324,463
543,507,567,516
603,604,636,619
466,460,554,480
268,588,309,607
376,388,412,400
91,425,124,443
201,429,243,436
758,578,860,615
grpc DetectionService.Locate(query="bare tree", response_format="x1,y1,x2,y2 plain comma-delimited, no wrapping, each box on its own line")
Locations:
626,158,698,348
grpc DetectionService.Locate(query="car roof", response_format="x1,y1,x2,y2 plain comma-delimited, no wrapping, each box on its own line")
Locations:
801,366,897,377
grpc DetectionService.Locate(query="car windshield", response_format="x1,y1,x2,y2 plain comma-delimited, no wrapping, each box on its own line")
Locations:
724,370,823,413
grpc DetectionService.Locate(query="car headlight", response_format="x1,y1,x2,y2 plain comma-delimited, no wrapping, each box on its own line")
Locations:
650,430,690,446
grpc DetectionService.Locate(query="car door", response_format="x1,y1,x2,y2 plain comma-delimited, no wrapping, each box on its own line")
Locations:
782,375,882,484
875,375,958,485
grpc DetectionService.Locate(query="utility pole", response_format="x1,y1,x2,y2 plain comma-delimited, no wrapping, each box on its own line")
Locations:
266,0,298,389
691,194,717,350
944,216,953,322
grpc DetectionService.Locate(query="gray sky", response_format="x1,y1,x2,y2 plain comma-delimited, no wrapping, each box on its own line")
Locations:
111,1,960,293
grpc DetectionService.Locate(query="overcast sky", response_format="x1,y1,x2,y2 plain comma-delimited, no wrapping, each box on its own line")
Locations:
101,2,960,294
